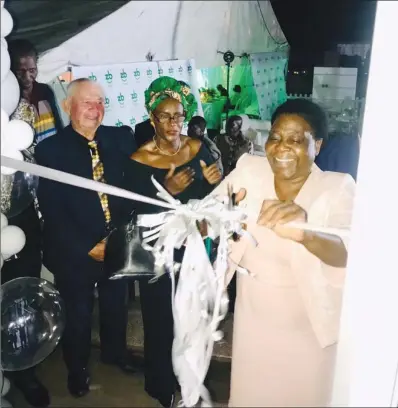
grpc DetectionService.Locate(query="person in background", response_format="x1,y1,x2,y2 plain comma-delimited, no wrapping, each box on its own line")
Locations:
187,115,231,315
122,76,221,408
211,98,355,406
10,98,36,127
187,116,223,175
315,131,361,180
8,39,63,144
230,84,242,109
134,118,155,148
0,76,49,408
216,84,228,97
35,78,137,398
10,98,36,151
215,115,253,177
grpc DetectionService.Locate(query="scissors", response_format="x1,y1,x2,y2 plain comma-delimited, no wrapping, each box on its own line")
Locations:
227,183,239,241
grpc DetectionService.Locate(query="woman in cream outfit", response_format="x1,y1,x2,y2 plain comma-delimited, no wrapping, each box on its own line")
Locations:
213,99,355,407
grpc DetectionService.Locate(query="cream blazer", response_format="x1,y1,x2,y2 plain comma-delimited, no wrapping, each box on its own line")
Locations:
212,153,356,348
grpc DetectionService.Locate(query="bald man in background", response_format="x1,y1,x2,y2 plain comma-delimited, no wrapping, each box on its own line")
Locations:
35,78,137,398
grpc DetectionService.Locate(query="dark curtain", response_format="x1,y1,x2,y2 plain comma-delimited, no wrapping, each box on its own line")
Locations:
270,0,376,52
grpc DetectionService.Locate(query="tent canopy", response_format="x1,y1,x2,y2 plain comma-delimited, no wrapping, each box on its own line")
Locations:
9,0,287,83
6,0,129,53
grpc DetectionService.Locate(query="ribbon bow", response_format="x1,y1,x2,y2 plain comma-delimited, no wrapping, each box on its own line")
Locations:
137,176,257,407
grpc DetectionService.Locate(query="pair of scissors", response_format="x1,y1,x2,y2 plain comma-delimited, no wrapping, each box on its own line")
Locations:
227,183,236,210
227,183,239,241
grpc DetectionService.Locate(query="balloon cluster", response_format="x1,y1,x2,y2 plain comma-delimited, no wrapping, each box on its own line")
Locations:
0,5,27,406
0,213,65,377
0,2,28,269
1,277,66,372
1,1,34,176
0,1,38,220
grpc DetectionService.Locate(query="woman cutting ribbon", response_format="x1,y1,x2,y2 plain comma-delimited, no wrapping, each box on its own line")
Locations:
122,76,221,408
212,99,355,407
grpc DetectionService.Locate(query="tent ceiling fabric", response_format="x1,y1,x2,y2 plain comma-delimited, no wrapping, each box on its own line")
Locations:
9,0,287,83
5,0,129,53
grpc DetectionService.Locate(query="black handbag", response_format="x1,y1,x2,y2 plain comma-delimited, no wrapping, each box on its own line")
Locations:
104,212,156,280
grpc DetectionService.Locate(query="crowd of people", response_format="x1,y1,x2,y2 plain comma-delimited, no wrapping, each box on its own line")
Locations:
2,38,355,408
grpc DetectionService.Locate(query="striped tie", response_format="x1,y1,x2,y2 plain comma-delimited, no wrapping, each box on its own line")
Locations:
88,140,112,226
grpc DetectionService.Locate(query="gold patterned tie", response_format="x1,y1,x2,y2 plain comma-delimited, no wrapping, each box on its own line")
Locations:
88,140,112,226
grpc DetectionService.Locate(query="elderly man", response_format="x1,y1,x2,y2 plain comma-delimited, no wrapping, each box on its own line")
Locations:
35,78,137,398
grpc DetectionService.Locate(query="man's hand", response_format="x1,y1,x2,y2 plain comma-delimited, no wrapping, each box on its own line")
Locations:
88,239,106,262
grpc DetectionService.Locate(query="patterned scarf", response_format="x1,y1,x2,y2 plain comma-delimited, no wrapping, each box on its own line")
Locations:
33,100,57,143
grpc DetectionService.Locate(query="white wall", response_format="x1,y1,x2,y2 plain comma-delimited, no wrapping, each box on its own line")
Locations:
331,2,398,406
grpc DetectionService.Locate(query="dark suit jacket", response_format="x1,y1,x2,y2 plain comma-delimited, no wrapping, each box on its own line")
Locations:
35,124,137,278
134,119,154,148
315,132,360,180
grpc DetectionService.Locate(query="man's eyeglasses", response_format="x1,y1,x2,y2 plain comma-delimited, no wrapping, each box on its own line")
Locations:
153,113,186,124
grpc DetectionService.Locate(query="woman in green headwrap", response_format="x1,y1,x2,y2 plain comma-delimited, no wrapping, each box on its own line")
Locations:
122,76,221,408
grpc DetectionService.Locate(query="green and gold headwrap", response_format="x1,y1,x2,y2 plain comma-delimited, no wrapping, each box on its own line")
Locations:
144,76,198,122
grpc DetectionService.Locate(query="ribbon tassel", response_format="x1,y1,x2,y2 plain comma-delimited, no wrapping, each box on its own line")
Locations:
137,178,253,407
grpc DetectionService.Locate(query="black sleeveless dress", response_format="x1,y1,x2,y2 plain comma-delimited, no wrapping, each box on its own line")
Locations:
122,143,216,405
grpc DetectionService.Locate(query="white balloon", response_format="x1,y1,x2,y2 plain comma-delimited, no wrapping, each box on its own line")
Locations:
4,119,34,151
1,225,26,259
1,40,10,82
1,8,13,38
1,149,23,175
1,108,10,141
0,71,19,116
1,212,8,229
0,374,10,396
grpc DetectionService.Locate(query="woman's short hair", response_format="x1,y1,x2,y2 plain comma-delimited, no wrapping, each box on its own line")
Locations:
226,115,242,127
8,39,38,69
188,116,207,129
271,99,328,140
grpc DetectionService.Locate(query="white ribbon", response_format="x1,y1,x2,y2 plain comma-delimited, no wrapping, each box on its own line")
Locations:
0,156,351,238
138,176,256,407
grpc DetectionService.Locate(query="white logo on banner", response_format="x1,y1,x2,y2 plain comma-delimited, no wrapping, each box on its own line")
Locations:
72,60,203,133
250,52,288,121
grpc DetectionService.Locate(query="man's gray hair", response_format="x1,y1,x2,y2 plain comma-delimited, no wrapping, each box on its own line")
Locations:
66,78,101,98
